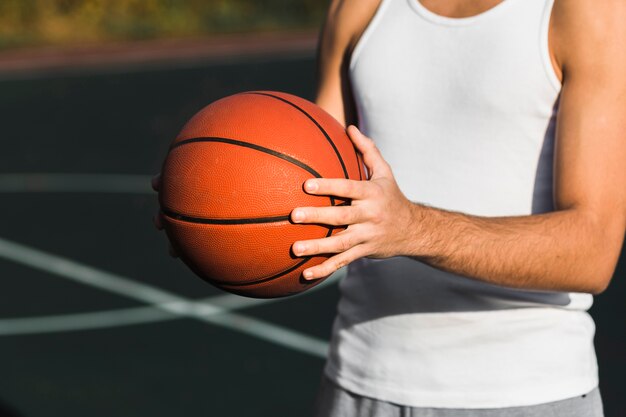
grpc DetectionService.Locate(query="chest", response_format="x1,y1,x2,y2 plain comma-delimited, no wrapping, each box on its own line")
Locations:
418,0,505,18
350,0,560,122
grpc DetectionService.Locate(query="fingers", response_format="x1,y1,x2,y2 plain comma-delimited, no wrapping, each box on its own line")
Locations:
293,232,362,257
153,211,178,258
292,205,361,226
301,246,367,280
346,126,392,179
151,173,161,192
153,212,163,230
303,178,368,199
152,175,171,255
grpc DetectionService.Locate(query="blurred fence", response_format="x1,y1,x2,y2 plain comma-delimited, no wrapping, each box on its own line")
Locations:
0,0,328,50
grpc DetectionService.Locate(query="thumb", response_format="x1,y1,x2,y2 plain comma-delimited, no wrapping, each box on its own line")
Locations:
346,125,392,179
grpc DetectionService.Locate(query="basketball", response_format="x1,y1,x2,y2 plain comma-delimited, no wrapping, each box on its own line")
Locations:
158,91,365,298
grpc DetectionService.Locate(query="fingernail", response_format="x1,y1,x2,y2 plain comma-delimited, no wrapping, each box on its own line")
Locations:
303,270,313,280
292,210,305,222
304,180,318,192
293,243,306,255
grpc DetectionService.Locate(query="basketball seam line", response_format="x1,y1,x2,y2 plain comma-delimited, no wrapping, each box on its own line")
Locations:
161,209,290,225
165,135,337,215
211,257,313,287
244,92,350,179
169,136,322,178
161,201,350,225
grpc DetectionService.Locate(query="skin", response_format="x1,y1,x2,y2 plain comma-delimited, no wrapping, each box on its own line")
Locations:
290,0,626,294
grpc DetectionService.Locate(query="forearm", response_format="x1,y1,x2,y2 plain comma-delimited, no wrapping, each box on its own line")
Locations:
407,204,619,294
293,127,625,289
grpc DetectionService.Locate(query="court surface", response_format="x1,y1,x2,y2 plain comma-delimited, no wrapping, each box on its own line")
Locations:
0,46,624,417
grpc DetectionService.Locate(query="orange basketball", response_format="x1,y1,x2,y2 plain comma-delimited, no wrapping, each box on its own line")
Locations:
159,91,365,298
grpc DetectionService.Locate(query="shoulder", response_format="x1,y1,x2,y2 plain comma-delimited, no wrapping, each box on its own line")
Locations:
316,0,382,124
551,0,626,78
321,0,382,57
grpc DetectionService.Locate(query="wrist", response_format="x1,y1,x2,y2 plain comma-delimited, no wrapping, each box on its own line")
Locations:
402,202,430,257
404,202,449,264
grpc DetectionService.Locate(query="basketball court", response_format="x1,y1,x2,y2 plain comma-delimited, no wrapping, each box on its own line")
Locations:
0,38,623,417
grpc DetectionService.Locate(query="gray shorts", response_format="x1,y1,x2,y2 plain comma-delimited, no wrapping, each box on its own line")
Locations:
313,376,604,417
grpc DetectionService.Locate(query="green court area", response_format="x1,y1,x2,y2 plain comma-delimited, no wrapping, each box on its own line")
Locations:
0,48,623,417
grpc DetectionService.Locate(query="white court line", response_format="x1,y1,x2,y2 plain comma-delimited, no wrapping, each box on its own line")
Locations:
0,237,333,358
0,272,342,336
0,305,173,335
0,174,153,194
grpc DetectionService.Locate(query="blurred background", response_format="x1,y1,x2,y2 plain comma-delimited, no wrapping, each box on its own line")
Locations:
0,0,325,49
0,1,623,416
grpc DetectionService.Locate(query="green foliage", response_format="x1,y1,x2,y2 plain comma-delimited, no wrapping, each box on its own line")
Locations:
0,0,328,49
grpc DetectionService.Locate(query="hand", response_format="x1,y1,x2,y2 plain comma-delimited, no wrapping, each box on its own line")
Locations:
152,173,178,258
291,126,418,280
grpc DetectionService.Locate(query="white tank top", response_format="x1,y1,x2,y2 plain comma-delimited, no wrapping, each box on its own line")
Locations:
324,0,599,408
